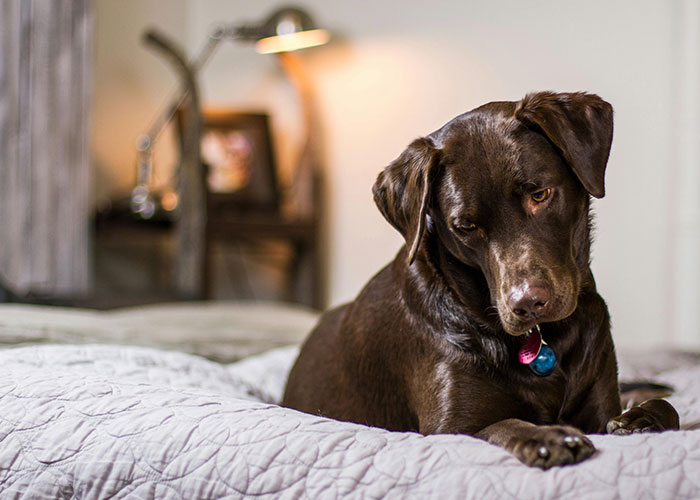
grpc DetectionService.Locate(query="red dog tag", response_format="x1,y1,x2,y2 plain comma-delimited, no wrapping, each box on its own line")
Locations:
518,327,542,364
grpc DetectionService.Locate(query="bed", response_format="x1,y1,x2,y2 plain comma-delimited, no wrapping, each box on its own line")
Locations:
0,302,699,499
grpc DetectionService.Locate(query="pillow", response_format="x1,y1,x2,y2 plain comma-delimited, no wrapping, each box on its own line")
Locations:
0,301,319,362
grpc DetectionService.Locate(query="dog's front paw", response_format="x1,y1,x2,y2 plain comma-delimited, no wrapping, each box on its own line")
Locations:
513,425,595,469
607,398,680,435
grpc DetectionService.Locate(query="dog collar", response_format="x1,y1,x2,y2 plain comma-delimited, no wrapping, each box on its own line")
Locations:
518,325,557,376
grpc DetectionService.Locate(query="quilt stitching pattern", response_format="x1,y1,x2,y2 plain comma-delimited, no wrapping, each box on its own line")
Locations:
0,344,698,499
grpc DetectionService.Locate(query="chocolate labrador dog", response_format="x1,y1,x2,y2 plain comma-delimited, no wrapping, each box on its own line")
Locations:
282,91,679,468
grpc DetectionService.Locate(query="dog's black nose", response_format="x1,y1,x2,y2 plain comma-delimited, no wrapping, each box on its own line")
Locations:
507,284,551,319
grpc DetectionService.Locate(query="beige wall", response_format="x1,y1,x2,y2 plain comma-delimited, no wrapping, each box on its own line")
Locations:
93,0,188,205
93,0,700,349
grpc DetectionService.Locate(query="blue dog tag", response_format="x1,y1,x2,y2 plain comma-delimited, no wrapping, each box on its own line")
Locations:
529,344,557,376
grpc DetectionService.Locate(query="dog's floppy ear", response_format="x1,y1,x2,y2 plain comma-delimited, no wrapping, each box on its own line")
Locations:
515,91,613,198
373,137,441,265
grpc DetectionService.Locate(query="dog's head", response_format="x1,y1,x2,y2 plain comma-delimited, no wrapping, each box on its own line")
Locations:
373,91,613,335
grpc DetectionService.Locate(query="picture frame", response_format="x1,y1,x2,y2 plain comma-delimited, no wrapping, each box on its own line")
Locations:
180,109,280,213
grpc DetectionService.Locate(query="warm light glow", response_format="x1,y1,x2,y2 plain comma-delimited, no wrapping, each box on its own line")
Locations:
161,191,179,211
256,29,330,54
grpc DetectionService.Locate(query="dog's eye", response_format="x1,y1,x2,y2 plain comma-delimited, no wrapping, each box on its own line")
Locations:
531,189,552,203
455,222,478,233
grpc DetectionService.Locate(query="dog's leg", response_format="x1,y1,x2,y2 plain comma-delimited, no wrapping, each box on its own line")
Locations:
475,419,596,469
606,399,679,435
619,382,674,409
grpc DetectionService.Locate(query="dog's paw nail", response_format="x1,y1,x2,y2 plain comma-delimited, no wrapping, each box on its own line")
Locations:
537,446,550,459
606,420,622,434
564,436,580,448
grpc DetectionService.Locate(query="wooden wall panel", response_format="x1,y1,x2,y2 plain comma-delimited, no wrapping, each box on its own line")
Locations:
0,0,92,295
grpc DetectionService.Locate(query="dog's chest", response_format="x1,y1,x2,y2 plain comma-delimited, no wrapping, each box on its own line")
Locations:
431,350,569,427
513,368,569,424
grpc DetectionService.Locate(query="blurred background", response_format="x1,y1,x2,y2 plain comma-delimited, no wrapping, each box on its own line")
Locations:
1,0,698,350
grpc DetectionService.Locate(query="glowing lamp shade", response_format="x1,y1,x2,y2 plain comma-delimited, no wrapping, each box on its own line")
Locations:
256,28,330,54
248,7,330,54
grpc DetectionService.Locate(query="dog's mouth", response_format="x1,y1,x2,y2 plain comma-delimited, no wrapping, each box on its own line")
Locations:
499,300,577,336
500,301,570,335
497,303,542,336
508,322,539,337
522,324,540,337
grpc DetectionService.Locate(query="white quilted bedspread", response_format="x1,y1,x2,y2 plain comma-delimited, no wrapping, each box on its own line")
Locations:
1,344,699,499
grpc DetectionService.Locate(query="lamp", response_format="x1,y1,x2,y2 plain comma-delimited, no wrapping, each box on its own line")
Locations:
131,5,329,218
130,6,328,299
233,7,330,54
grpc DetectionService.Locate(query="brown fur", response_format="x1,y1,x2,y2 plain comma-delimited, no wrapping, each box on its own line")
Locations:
283,91,679,468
